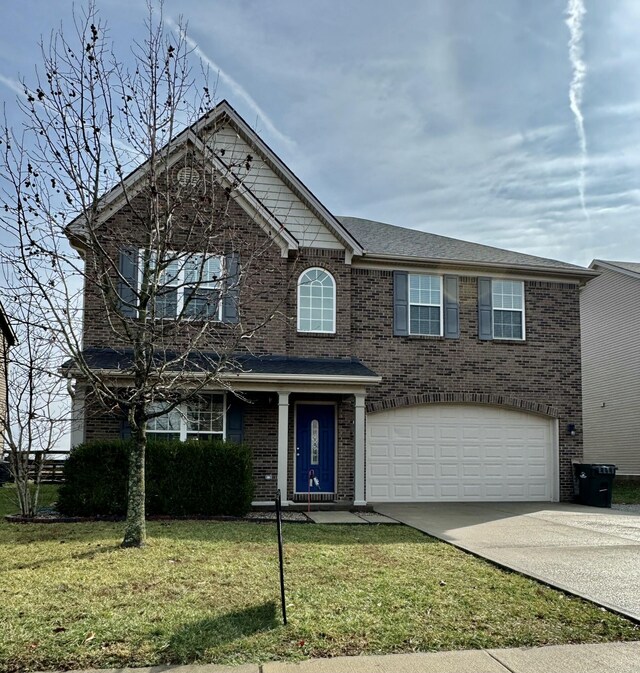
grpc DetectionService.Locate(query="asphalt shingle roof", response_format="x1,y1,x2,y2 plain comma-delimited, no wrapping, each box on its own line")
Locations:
593,260,640,277
64,348,379,379
338,216,589,273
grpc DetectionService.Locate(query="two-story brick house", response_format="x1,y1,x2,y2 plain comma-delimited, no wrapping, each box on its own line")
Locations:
67,100,595,506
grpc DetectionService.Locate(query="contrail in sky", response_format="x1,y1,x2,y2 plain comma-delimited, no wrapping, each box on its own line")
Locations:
166,17,296,152
566,0,589,223
0,73,23,96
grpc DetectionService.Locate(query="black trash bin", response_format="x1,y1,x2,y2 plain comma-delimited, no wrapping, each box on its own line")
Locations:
0,461,11,486
574,463,617,508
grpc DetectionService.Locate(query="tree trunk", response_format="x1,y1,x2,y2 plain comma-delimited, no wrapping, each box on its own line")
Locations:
122,407,146,548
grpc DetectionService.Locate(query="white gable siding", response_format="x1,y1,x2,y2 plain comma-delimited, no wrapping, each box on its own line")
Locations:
208,125,344,250
581,267,640,474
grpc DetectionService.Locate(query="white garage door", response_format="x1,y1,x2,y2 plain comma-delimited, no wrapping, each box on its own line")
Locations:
367,404,556,502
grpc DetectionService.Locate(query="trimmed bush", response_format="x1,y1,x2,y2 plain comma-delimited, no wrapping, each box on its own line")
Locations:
58,438,254,517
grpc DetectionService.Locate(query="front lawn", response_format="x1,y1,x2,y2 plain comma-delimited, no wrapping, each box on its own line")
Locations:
0,483,59,518
613,481,640,504
0,514,638,672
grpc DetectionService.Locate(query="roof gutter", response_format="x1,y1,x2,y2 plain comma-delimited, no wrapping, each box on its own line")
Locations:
361,251,598,281
63,368,382,386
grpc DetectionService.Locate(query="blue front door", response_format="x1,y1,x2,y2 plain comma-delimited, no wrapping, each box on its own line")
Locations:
296,404,335,494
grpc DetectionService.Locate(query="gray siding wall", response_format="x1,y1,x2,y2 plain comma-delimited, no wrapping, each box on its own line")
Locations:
581,266,640,474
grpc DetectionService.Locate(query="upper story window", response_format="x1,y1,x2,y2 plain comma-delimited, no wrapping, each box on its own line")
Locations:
147,394,225,442
408,274,443,336
145,251,223,320
297,268,336,333
492,280,525,340
393,272,459,339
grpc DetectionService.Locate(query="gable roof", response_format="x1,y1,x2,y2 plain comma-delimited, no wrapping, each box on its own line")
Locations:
67,100,363,257
338,216,596,279
590,259,640,280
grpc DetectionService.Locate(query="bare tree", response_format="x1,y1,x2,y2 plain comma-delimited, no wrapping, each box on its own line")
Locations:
0,3,292,545
0,291,67,518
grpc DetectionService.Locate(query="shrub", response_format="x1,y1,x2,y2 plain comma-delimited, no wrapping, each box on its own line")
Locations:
58,438,254,517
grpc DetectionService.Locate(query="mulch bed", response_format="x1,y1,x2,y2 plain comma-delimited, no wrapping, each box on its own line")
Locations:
5,507,311,524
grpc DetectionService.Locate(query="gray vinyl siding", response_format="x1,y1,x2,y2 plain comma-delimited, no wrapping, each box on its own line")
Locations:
581,267,640,474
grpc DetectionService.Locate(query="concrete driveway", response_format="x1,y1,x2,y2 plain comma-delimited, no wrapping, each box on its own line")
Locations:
374,502,640,621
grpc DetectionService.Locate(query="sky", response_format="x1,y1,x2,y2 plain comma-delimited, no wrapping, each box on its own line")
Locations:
1,0,640,267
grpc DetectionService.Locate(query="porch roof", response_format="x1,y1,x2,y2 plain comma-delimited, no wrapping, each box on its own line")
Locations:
63,348,381,384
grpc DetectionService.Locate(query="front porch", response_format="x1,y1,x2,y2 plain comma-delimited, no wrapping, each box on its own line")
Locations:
70,350,380,507
218,354,380,507
235,389,370,508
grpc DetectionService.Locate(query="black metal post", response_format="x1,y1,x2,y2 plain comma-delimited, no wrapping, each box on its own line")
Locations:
275,489,287,625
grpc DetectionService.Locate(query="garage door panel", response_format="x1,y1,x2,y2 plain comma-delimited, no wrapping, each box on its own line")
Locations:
369,463,390,477
367,404,554,503
392,463,413,478
462,444,481,459
415,444,436,458
416,484,436,498
392,444,413,458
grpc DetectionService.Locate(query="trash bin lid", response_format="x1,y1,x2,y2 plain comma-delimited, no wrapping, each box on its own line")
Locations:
591,464,617,474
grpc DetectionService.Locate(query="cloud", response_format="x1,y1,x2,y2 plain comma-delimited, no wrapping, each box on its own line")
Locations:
165,16,297,152
0,73,23,96
565,0,590,223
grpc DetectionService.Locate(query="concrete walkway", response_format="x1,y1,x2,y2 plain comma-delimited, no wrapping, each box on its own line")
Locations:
305,511,399,524
49,641,640,672
374,502,640,621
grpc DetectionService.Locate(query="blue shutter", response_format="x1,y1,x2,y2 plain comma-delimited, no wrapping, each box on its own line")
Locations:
226,401,244,443
118,247,138,317
478,277,493,340
393,271,409,336
443,275,459,339
222,252,240,324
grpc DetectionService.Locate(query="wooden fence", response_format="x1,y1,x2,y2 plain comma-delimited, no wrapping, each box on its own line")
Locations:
1,452,69,483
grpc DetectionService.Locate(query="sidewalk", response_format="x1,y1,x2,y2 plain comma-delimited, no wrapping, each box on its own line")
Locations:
47,641,640,673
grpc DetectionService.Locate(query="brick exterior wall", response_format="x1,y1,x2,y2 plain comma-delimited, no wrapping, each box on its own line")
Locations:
79,170,584,503
351,271,583,501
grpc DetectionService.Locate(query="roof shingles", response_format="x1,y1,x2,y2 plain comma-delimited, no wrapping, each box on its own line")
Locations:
338,216,590,273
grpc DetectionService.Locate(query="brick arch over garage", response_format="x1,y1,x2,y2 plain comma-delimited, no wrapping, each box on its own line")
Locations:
366,393,561,418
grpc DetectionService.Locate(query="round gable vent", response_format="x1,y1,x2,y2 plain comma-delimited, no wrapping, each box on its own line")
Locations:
176,167,202,188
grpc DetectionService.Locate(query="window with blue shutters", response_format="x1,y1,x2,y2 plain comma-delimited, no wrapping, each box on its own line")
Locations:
492,280,525,340
147,394,226,441
394,272,459,338
408,274,443,336
145,250,223,320
478,277,526,341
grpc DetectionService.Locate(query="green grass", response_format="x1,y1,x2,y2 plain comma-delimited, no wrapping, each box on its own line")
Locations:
0,484,60,518
613,481,640,504
0,512,638,672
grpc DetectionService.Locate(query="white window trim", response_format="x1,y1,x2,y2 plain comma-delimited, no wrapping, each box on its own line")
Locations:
147,393,227,441
138,249,224,321
492,279,526,341
296,267,337,334
408,274,444,337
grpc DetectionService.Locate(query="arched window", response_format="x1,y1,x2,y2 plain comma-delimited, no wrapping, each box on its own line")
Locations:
297,268,336,333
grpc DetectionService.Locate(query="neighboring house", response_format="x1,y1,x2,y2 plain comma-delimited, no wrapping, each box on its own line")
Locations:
0,302,16,456
581,260,640,476
66,100,596,506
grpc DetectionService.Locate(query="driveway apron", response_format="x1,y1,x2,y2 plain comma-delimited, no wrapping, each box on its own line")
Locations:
374,502,640,621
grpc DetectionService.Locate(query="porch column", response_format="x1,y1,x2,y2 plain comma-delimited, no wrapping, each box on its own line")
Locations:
354,393,366,506
277,392,290,503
